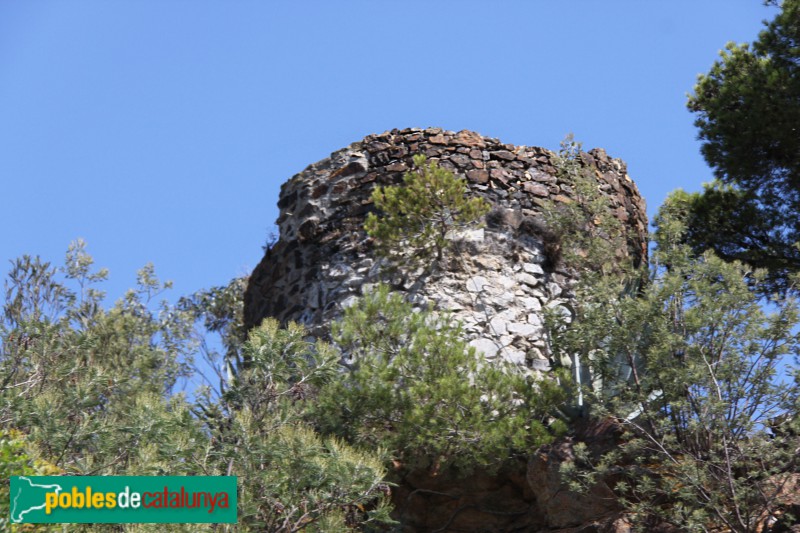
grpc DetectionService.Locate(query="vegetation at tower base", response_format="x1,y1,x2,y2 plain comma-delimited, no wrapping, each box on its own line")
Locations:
685,0,800,297
550,197,800,532
0,242,394,532
196,318,394,532
364,154,490,267
310,284,570,476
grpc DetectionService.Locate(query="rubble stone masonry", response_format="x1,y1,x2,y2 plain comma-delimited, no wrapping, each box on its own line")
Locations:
244,127,647,377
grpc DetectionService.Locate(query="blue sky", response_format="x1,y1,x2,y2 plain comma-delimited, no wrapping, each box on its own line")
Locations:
0,1,778,303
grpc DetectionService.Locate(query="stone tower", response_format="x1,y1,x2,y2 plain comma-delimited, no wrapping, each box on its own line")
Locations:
244,127,647,376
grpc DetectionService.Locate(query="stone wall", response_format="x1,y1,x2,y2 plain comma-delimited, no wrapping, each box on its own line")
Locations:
244,127,647,374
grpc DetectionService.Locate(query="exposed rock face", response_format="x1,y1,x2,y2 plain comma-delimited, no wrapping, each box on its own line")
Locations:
244,127,648,531
245,127,646,372
527,418,625,530
388,418,631,533
392,460,626,532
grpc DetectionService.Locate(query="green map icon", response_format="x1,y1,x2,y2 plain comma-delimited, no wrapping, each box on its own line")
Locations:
10,476,64,523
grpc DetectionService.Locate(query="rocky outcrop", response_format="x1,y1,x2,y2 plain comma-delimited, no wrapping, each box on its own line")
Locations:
526,418,625,531
389,457,626,532
382,417,631,532
244,127,646,375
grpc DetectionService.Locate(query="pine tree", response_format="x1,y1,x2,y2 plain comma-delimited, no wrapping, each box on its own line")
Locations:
365,154,490,268
552,200,800,531
685,0,800,296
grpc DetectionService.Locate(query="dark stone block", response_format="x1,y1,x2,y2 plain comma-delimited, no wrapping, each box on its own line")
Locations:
467,169,489,183
492,150,516,161
277,190,297,209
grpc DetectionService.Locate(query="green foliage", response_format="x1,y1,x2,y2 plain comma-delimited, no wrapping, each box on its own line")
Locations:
0,242,394,531
179,275,248,364
0,241,200,476
199,319,393,531
224,319,339,413
215,417,392,532
540,136,646,406
551,202,800,531
670,182,800,297
686,0,800,295
365,154,490,266
541,135,634,277
178,276,249,397
311,285,569,475
0,430,61,532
